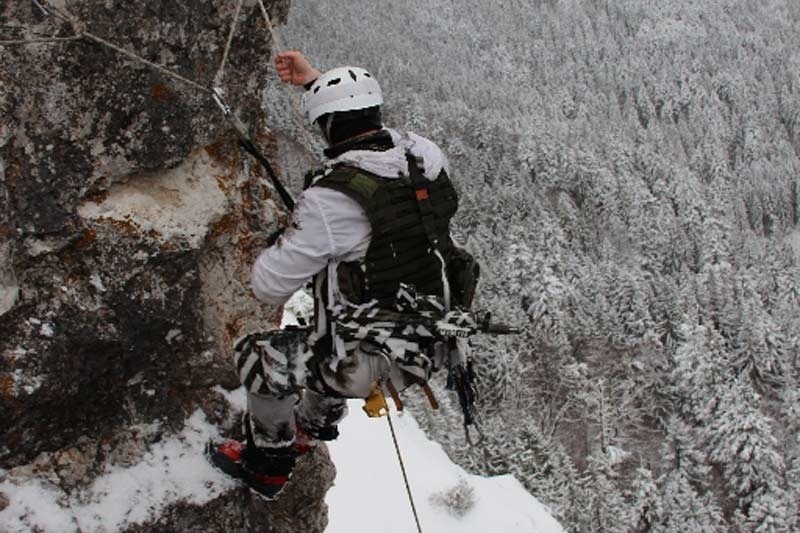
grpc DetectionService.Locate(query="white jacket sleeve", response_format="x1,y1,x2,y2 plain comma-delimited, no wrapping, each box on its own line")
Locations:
251,187,371,305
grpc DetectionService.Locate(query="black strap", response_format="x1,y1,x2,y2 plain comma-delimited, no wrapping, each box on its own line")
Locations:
406,152,442,251
238,138,296,211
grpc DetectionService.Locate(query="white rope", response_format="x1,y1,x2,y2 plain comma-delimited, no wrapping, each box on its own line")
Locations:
385,401,424,533
31,0,49,16
15,0,317,194
256,0,287,52
213,0,245,88
40,1,213,94
81,30,213,94
0,36,81,46
255,0,317,150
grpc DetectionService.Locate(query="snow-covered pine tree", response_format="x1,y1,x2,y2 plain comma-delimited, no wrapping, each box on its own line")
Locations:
703,379,790,530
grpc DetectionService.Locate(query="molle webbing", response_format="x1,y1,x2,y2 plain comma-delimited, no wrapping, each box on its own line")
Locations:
314,165,458,303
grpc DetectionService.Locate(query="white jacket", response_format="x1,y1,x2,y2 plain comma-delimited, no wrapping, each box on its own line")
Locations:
251,129,450,306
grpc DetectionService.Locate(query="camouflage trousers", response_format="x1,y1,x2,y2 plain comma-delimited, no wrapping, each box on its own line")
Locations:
233,327,423,447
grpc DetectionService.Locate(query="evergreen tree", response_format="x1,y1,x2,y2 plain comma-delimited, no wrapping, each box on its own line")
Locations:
731,274,787,387
581,453,628,533
655,417,727,532
703,379,789,529
627,466,664,532
671,324,727,423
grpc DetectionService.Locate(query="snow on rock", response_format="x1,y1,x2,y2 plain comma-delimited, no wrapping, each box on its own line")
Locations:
281,288,315,327
325,400,564,533
0,241,18,317
0,283,18,318
0,410,235,532
38,322,54,338
77,149,229,249
212,384,247,413
89,273,107,293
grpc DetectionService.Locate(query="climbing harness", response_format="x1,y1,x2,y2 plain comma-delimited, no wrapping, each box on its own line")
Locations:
2,0,299,211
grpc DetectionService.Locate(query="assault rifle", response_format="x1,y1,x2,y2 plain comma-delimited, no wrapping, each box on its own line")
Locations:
431,311,520,445
433,310,520,338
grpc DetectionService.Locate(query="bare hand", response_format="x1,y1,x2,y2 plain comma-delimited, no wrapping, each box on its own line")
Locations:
274,51,321,86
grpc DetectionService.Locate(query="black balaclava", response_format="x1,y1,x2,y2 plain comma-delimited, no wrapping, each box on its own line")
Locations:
316,106,383,146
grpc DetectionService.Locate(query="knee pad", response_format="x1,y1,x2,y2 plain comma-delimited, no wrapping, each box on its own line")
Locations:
313,343,392,398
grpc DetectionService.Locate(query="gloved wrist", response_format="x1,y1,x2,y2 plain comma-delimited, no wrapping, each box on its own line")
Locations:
265,227,285,247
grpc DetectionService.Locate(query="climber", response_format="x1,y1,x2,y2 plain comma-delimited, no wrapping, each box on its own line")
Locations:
208,51,479,500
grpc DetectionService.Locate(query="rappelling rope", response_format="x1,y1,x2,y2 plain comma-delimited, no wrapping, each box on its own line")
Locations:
20,1,214,95
383,390,424,533
213,0,245,89
4,0,305,210
256,0,288,53
254,0,316,150
3,0,315,154
0,35,81,45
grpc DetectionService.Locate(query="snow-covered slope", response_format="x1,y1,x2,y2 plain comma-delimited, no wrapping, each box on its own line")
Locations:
0,412,235,532
0,400,563,533
326,400,564,533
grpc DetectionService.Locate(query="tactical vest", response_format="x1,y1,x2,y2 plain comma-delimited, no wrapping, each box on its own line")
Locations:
312,159,459,305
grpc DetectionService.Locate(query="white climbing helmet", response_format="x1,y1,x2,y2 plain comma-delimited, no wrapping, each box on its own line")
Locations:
301,66,383,124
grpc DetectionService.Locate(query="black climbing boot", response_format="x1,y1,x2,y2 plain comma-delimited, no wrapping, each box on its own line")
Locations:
207,415,299,501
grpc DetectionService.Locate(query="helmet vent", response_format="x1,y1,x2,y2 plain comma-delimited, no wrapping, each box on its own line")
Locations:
313,86,320,94
363,72,372,77
348,69,358,81
327,78,341,86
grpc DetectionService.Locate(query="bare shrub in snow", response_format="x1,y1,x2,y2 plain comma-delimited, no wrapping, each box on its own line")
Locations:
430,479,476,518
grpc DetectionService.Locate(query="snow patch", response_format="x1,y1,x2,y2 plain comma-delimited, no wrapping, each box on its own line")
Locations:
77,149,229,249
38,322,54,338
3,346,28,362
0,284,18,317
89,273,107,293
281,289,314,327
10,369,43,395
326,400,564,533
0,410,236,532
212,384,247,413
0,238,18,316
165,329,182,344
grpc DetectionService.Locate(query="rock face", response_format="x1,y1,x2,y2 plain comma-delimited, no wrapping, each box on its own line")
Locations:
0,1,333,531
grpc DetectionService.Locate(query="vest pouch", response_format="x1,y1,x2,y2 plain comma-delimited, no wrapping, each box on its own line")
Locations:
446,244,480,309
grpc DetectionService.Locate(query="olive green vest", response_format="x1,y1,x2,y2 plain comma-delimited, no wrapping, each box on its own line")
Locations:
313,161,459,304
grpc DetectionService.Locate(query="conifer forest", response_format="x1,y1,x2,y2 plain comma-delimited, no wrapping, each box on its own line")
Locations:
274,0,800,530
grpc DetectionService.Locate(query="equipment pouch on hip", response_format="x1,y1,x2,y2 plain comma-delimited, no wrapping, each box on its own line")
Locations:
446,244,480,309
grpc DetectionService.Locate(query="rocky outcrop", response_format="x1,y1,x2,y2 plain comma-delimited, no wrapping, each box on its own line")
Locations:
124,444,336,533
0,1,332,531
